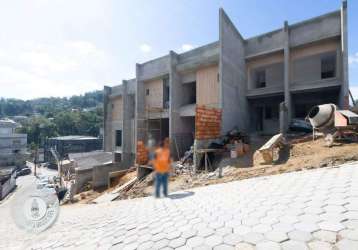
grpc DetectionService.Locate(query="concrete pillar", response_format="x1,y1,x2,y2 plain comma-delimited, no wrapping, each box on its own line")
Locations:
169,51,184,160
340,0,349,109
279,102,287,134
135,64,146,147
283,21,292,131
103,86,112,152
122,80,133,167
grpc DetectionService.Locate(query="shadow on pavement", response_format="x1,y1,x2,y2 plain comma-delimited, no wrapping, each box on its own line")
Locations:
168,191,195,200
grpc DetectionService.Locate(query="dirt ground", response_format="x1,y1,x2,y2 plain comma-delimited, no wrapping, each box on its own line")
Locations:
71,170,137,204
121,137,358,199
71,136,358,203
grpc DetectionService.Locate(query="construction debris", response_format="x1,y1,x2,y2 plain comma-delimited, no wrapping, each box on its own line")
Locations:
180,146,194,165
92,177,137,203
255,133,286,164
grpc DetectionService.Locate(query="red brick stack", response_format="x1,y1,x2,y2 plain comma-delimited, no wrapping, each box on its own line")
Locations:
195,105,222,140
136,141,148,164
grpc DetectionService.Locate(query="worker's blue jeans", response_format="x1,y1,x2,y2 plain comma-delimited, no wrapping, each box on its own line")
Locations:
155,173,168,198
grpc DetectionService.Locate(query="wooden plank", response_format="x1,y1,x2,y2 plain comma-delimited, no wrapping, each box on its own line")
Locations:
196,65,219,107
110,177,137,194
258,133,283,151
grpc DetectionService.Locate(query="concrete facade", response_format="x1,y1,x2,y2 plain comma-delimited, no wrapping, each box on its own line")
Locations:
0,119,27,167
104,80,136,167
104,2,349,164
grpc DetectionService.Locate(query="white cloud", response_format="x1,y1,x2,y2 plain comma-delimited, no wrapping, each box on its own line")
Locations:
181,44,195,52
139,43,152,53
0,40,110,99
0,65,102,99
349,53,358,66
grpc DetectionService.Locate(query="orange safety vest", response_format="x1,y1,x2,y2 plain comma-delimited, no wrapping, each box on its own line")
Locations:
153,148,171,173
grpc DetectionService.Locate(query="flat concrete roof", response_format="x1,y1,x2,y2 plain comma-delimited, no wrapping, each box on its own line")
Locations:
49,135,100,141
0,119,18,128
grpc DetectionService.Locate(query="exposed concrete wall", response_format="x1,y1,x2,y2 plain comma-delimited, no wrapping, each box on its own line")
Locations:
245,10,341,61
0,172,16,200
196,65,219,107
145,79,163,109
246,53,284,69
248,62,284,90
126,79,137,94
169,51,190,158
219,8,248,133
245,29,284,57
289,11,340,47
181,71,196,84
135,64,147,144
111,96,123,122
92,163,127,189
290,39,339,60
284,21,292,129
249,96,283,134
0,153,28,167
122,80,135,167
105,87,125,152
104,82,135,167
137,55,170,81
103,86,112,152
292,51,335,84
177,42,219,73
74,168,92,194
246,52,284,91
110,85,123,97
0,134,27,155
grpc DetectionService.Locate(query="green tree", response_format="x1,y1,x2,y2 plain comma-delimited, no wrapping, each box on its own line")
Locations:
54,111,80,136
17,116,58,146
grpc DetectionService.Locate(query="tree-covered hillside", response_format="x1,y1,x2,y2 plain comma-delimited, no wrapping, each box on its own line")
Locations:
0,90,104,147
0,90,103,117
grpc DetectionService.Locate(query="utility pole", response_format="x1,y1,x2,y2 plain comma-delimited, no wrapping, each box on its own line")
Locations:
34,146,38,177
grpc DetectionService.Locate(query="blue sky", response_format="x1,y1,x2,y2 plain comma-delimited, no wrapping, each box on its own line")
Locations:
0,0,357,100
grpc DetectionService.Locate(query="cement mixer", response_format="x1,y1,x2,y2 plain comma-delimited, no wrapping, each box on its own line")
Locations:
307,104,358,146
307,104,336,129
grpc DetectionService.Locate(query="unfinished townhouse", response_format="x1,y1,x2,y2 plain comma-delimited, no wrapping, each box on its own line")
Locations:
104,1,349,167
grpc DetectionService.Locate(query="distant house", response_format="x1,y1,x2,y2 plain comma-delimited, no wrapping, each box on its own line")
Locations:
0,119,28,168
44,135,103,166
0,168,16,200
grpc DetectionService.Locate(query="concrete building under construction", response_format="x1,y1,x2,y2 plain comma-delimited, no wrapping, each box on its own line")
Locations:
103,2,349,167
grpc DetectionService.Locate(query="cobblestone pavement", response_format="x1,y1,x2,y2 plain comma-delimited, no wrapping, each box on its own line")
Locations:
2,162,358,249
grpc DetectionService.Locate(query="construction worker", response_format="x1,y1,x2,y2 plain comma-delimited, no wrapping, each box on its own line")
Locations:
153,138,171,198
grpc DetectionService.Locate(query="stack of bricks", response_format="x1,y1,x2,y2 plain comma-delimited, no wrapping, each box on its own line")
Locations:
195,105,222,140
136,141,148,165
